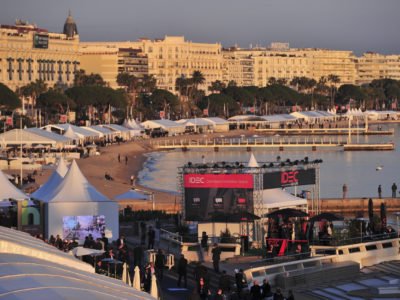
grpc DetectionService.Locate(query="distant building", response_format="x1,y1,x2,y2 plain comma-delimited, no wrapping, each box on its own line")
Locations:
80,36,223,93
0,13,80,91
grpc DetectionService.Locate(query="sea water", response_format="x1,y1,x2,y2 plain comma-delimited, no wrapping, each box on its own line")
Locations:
138,124,400,199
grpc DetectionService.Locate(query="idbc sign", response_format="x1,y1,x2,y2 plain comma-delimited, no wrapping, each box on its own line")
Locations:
263,168,315,189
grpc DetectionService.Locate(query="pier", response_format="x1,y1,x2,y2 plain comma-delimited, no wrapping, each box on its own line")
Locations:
254,127,394,136
152,137,395,151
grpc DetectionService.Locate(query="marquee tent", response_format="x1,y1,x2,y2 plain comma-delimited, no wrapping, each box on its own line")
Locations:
31,157,69,201
261,188,307,213
0,169,28,202
0,226,154,299
247,153,260,168
41,160,119,241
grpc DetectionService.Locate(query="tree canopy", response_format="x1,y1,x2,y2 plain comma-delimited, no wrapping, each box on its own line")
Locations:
0,83,21,110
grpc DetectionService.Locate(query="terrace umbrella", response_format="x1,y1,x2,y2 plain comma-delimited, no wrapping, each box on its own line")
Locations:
133,266,141,290
264,208,308,219
150,273,159,299
122,262,132,287
309,212,343,222
381,202,387,230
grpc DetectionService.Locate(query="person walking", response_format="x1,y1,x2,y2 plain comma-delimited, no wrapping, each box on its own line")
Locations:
218,270,231,294
342,184,348,199
392,183,397,198
211,243,221,273
125,155,128,165
235,269,246,298
250,280,262,300
118,154,121,163
154,249,165,281
177,254,188,288
147,226,155,249
378,184,382,199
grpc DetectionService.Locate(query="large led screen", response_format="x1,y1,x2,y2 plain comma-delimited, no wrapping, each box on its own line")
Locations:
62,215,106,240
263,168,316,189
184,174,254,221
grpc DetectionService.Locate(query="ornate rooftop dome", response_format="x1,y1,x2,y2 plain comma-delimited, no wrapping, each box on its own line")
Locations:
63,11,78,38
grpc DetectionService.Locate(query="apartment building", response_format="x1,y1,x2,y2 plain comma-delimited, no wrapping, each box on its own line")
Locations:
356,52,400,85
80,36,223,93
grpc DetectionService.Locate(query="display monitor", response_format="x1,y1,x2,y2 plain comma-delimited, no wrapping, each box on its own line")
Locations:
62,215,105,240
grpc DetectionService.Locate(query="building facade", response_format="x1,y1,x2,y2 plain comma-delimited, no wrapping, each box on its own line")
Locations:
80,36,223,93
0,15,80,91
356,52,400,85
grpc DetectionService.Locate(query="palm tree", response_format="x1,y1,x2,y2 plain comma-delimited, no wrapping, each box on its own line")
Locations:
191,71,205,91
208,80,226,93
267,77,277,86
327,74,341,108
116,72,139,117
18,79,47,119
139,74,157,94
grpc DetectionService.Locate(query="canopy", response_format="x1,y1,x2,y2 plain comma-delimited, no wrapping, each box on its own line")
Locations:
262,188,307,210
63,125,80,140
31,157,69,201
114,189,150,201
70,246,104,257
42,160,110,203
0,169,28,201
0,227,154,299
265,208,308,218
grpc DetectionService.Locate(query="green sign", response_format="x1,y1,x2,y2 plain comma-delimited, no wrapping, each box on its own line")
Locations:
33,33,49,49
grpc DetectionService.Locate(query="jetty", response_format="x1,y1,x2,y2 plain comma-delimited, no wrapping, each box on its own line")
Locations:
152,137,395,151
254,127,394,136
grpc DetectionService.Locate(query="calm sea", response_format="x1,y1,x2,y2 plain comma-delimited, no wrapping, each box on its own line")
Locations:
138,124,400,199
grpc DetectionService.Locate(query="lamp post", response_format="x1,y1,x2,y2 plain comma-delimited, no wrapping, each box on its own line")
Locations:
357,217,368,243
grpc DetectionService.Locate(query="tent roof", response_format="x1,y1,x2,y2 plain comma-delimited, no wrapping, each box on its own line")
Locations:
46,124,99,138
247,153,259,168
176,118,212,126
141,119,184,129
101,124,131,132
63,125,80,140
26,128,71,143
0,129,59,146
31,157,69,201
89,125,114,135
114,189,150,201
261,114,297,122
0,169,28,201
0,226,154,300
262,188,307,210
43,160,110,203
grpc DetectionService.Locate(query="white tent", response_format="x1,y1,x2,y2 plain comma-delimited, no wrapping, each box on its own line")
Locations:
31,157,69,201
0,226,154,299
261,188,307,212
247,153,260,168
63,125,81,142
0,169,28,201
43,160,119,241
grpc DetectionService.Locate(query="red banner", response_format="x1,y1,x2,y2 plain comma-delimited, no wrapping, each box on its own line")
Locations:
203,109,209,116
184,174,253,188
159,111,165,119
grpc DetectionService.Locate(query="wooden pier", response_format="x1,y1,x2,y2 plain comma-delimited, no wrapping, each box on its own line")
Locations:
152,137,395,151
254,128,394,136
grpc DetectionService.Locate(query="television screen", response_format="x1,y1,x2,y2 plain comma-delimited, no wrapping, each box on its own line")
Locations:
62,215,105,240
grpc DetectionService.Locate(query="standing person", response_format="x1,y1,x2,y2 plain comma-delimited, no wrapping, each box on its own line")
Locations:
261,278,272,298
218,270,231,294
342,184,348,199
154,249,165,281
197,277,210,300
235,269,245,298
201,231,208,250
211,243,221,273
250,280,262,300
140,222,146,245
125,155,128,165
177,254,188,288
392,183,397,198
118,153,121,163
286,290,295,300
130,175,135,186
378,184,382,199
273,287,284,300
148,226,155,249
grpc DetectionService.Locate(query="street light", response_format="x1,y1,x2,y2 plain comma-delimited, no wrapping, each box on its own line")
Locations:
356,217,368,243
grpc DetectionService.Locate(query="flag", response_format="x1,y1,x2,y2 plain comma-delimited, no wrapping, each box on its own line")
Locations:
392,101,397,110
249,106,255,113
203,109,209,116
159,111,165,119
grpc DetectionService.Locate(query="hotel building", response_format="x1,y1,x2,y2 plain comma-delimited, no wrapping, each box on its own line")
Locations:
0,13,80,91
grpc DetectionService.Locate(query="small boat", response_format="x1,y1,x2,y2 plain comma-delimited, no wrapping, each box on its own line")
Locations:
376,165,383,171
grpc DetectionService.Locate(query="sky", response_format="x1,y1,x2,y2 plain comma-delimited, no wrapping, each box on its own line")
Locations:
2,0,400,55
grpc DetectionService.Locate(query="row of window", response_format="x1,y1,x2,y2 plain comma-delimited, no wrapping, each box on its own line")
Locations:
5,58,79,82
